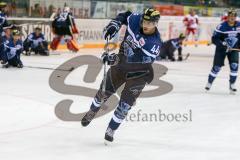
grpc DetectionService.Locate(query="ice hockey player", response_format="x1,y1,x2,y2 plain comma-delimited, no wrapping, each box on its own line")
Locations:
1,29,23,68
0,1,8,35
23,27,49,56
205,8,240,94
0,24,12,63
0,2,9,62
81,8,162,144
50,6,80,52
183,9,199,47
156,33,186,61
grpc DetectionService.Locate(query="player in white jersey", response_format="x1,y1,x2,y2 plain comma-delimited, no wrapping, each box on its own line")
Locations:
183,10,199,47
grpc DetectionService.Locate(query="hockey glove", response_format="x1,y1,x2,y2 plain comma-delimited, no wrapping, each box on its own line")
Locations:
101,52,119,66
103,20,121,40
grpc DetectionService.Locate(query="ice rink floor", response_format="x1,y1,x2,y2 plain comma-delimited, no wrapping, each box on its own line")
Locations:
0,46,239,160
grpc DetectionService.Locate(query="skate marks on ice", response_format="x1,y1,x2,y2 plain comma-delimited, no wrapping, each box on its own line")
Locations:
49,55,173,121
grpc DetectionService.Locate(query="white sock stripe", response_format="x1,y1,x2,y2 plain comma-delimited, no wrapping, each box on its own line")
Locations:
112,114,123,124
92,99,101,107
210,72,217,77
230,72,238,76
94,98,101,104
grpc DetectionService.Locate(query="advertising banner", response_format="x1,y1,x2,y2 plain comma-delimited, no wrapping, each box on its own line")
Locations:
154,5,184,16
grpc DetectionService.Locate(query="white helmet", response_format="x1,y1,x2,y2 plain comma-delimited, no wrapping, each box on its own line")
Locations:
64,6,70,12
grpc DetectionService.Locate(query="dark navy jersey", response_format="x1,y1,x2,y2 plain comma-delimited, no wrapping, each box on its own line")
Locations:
4,38,23,60
0,12,8,34
161,38,182,53
119,13,162,64
2,34,11,42
212,21,240,48
169,38,182,49
27,32,46,48
54,11,75,28
156,38,183,61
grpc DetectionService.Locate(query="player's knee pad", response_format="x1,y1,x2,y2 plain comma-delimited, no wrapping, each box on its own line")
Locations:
114,101,131,121
230,63,238,79
230,63,238,71
212,65,221,73
210,66,221,77
50,36,61,50
66,39,79,52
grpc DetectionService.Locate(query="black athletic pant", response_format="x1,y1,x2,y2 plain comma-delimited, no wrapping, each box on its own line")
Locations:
95,53,154,107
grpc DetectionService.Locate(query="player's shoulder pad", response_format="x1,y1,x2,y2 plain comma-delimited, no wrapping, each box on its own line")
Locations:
215,21,227,31
127,12,141,27
129,12,141,20
28,33,34,38
125,10,133,16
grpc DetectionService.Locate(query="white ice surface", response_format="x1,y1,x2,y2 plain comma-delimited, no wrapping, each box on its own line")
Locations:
0,46,239,160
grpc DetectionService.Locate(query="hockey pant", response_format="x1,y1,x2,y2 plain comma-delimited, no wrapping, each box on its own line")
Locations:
90,54,153,130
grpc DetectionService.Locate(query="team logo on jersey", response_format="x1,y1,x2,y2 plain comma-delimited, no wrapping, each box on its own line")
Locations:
225,37,238,48
139,37,145,46
126,35,138,49
228,33,237,37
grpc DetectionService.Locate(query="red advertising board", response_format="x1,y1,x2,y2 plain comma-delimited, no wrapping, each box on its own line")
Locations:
154,5,184,16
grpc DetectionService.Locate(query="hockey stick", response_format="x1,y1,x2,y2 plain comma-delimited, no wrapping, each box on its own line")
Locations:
24,65,74,72
228,48,240,52
184,53,190,61
101,38,109,93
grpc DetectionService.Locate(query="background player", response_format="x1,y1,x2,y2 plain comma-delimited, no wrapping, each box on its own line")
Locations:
0,23,12,63
205,8,240,94
50,6,80,52
2,29,23,68
0,2,9,62
157,33,186,61
183,9,199,47
81,8,162,144
0,1,8,35
23,27,49,56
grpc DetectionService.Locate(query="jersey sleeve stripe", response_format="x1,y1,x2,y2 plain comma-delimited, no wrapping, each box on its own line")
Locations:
214,28,240,34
